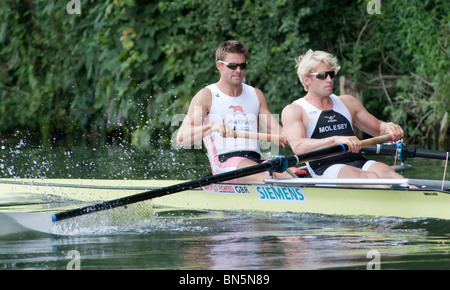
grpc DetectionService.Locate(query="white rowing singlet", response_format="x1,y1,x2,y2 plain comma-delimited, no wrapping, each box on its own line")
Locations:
293,94,368,176
202,83,261,162
293,94,354,138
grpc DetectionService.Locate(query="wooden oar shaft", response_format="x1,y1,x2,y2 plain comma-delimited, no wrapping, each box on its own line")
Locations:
232,131,389,146
361,134,391,147
52,135,390,222
233,131,286,143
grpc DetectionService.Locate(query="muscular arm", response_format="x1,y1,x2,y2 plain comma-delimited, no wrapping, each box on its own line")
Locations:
340,95,403,141
176,88,235,147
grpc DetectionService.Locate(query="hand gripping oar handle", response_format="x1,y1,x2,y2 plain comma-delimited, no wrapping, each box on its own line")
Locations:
233,131,286,143
52,135,391,222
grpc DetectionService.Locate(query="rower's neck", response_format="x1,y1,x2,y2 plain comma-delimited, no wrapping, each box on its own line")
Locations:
304,93,333,110
216,81,242,97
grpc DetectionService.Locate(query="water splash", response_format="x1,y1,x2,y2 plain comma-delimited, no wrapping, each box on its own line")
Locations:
0,140,209,180
50,205,214,236
52,201,157,236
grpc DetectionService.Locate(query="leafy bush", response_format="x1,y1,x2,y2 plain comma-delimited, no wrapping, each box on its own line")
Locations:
0,0,448,149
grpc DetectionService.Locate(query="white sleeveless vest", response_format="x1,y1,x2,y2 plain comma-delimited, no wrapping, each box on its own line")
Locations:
203,83,261,161
293,94,366,176
293,94,354,138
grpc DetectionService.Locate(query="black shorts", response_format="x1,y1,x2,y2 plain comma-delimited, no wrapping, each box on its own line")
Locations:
218,151,263,164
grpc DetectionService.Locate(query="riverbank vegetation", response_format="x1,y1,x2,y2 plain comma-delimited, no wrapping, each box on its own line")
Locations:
1,0,448,150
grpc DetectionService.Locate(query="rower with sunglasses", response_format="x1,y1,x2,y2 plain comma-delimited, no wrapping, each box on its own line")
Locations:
281,50,405,186
177,40,291,183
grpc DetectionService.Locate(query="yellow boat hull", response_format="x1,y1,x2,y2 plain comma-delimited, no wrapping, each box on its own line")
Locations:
0,178,449,220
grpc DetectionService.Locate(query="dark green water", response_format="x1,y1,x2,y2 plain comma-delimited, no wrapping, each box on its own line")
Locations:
0,141,449,271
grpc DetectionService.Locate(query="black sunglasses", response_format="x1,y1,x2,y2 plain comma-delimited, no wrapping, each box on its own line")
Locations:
218,60,248,70
310,71,335,80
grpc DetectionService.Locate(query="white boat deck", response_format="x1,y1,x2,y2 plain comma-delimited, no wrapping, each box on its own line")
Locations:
264,178,450,191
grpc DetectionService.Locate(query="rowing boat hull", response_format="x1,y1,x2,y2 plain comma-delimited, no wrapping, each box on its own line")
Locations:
0,178,449,220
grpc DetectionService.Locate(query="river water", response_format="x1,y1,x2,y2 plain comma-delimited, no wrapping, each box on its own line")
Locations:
0,141,449,272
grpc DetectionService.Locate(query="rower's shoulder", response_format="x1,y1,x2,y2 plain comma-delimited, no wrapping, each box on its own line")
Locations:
336,94,359,103
185,88,213,116
282,100,306,119
334,94,368,119
283,97,305,110
197,87,213,97
191,87,212,103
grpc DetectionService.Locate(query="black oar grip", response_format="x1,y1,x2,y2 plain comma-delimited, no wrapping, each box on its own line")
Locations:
415,148,449,160
362,144,449,161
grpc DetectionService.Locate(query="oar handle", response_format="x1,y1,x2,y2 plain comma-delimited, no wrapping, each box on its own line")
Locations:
361,134,392,147
232,132,388,146
362,139,449,161
233,131,286,143
415,148,449,160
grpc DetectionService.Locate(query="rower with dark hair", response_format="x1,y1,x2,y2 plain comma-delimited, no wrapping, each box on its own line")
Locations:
177,40,291,183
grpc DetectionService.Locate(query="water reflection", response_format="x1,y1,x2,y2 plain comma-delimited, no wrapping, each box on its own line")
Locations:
0,208,449,270
0,143,449,270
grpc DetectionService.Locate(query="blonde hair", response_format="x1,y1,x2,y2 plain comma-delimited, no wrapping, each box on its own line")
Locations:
295,49,341,91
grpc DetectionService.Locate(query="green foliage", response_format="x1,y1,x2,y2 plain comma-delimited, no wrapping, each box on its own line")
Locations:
0,0,448,149
351,0,449,147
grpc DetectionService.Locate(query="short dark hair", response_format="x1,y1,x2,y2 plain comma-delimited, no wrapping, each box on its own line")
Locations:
215,40,248,62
